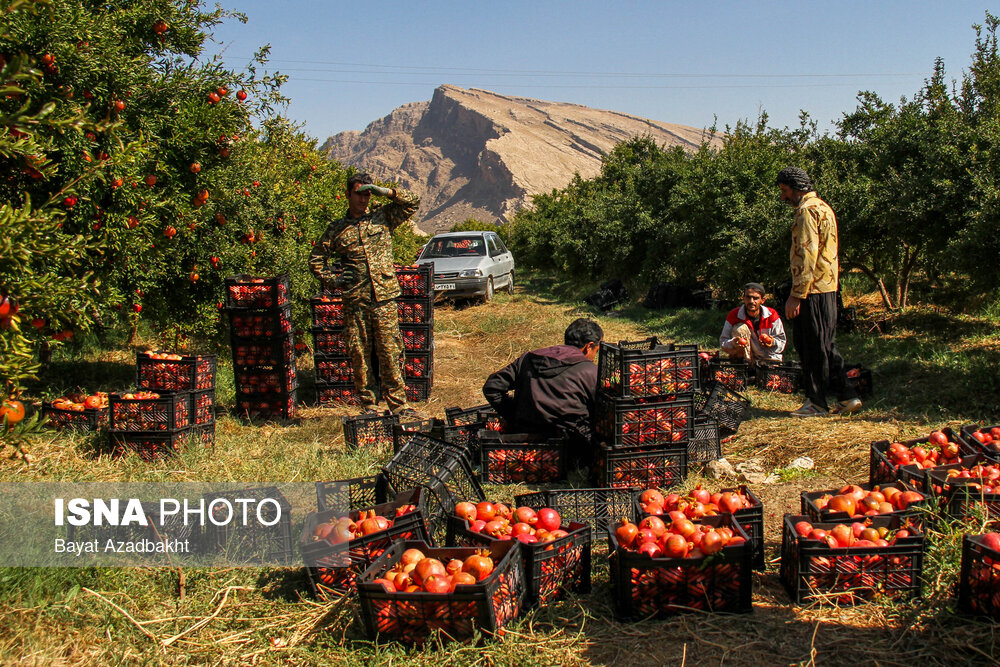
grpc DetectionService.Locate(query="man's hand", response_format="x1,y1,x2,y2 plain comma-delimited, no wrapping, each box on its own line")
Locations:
357,184,394,197
336,266,358,287
785,295,802,320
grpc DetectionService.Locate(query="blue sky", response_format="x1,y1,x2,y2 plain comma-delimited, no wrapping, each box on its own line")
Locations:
207,1,995,142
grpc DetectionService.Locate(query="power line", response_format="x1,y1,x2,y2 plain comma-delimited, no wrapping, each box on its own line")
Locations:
285,77,914,91
223,56,923,80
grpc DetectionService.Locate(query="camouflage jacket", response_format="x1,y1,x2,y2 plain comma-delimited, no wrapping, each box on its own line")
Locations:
789,192,839,298
309,189,420,302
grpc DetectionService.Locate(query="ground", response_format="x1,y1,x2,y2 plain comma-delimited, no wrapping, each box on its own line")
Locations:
0,276,996,666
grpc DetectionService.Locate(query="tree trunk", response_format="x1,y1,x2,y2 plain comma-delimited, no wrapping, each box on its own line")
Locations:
845,261,896,310
898,242,921,308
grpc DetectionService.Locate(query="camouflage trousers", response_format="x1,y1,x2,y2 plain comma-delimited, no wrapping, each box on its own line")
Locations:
343,297,407,410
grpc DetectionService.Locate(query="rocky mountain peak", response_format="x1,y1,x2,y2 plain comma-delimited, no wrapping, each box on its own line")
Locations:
320,84,714,233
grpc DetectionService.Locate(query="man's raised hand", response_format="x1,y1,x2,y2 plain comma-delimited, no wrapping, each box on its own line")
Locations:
357,184,394,197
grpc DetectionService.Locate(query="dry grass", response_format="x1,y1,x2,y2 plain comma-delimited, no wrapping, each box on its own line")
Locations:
0,288,997,665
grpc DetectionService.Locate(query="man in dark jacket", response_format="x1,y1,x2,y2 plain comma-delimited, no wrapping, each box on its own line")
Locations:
482,318,603,466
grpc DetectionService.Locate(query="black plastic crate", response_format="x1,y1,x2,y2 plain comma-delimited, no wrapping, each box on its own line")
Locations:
597,338,700,398
608,513,753,619
381,434,484,543
595,394,695,449
136,352,217,392
315,476,389,513
190,390,216,426
202,486,294,564
895,455,983,495
400,323,433,352
110,428,196,460
67,500,201,555
109,391,191,432
233,389,297,420
225,273,290,309
445,404,498,427
395,263,434,298
300,488,430,598
343,411,397,451
959,424,1000,461
192,422,215,447
800,481,929,523
316,381,362,406
479,431,568,484
705,357,750,392
846,364,873,398
357,539,524,644
397,296,434,324
404,377,433,403
755,360,802,394
227,305,293,339
699,383,751,436
402,350,433,380
233,362,297,394
868,428,973,486
779,514,924,604
957,533,1000,619
687,416,721,465
514,488,638,543
315,355,355,384
393,417,441,453
632,485,765,571
925,464,1000,521
42,402,108,432
447,515,591,608
441,405,504,464
311,328,349,356
310,295,345,329
230,338,294,369
594,443,688,491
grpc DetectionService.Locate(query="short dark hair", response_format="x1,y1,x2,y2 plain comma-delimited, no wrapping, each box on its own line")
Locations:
775,166,813,192
346,172,373,193
564,318,603,348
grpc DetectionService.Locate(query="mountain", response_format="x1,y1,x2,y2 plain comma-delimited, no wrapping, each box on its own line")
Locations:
320,84,715,233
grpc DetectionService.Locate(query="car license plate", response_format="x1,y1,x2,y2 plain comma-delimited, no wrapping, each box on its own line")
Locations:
435,283,456,291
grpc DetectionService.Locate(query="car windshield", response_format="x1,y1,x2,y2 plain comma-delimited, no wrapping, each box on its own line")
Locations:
420,236,486,259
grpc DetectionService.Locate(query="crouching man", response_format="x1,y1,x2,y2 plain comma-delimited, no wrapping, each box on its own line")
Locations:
482,318,603,469
719,282,786,363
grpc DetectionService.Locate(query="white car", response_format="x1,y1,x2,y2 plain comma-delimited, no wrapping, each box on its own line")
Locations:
415,231,515,302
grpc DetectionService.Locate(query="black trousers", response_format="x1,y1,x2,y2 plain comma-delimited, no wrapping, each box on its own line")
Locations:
791,291,857,409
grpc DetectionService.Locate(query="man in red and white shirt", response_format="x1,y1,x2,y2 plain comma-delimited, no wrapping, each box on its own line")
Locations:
719,282,786,362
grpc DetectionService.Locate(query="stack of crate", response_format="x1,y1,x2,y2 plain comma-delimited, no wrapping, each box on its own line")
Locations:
108,389,196,460
226,274,298,419
313,263,435,406
396,263,434,403
592,337,700,490
135,351,217,446
310,270,361,406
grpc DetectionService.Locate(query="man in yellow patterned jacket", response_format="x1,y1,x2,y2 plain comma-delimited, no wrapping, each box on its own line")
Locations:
309,173,420,413
777,167,861,418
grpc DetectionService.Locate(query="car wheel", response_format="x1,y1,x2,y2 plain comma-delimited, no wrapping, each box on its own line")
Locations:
483,277,494,303
506,271,515,295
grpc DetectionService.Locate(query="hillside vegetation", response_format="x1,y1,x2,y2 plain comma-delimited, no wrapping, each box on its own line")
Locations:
507,13,1000,311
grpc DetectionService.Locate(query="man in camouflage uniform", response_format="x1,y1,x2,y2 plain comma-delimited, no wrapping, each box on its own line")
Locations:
309,173,420,413
777,166,860,418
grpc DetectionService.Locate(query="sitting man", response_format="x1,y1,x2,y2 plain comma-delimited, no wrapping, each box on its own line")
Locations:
482,318,603,468
719,282,786,363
